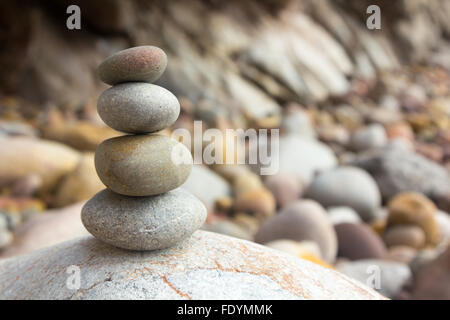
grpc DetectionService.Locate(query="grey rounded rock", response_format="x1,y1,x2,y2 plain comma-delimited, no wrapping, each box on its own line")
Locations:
350,124,387,151
0,231,384,299
97,83,180,134
95,134,192,196
81,188,206,250
305,166,381,221
98,46,167,85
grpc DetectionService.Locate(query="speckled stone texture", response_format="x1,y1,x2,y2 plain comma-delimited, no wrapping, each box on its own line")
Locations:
95,134,192,196
81,188,206,250
97,83,180,134
0,231,385,300
98,46,167,85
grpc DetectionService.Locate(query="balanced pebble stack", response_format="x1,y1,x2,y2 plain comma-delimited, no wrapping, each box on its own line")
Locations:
81,46,206,251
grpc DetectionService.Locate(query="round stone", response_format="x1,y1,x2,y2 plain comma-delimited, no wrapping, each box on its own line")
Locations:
95,134,192,196
81,188,206,250
387,192,439,245
98,46,167,85
97,83,180,134
334,223,387,260
305,166,381,222
383,225,426,249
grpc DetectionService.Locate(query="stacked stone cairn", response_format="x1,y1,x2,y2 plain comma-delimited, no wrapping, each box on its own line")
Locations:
81,46,206,250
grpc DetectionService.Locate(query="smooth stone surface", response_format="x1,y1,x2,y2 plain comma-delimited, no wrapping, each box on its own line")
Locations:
328,207,362,225
435,210,450,242
201,220,252,241
95,134,192,196
255,200,337,263
264,173,303,208
351,147,450,207
81,188,206,250
182,165,231,209
265,239,322,260
97,83,180,134
335,223,386,260
407,246,450,299
387,192,439,245
98,46,167,85
337,259,411,298
305,166,381,221
234,188,276,219
54,153,104,207
0,230,13,249
0,231,384,300
0,137,80,194
350,124,387,151
250,135,337,183
383,225,426,249
0,202,89,259
385,246,417,264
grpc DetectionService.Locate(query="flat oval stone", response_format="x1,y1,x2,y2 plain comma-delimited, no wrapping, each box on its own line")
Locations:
98,83,180,133
81,188,206,250
98,46,167,85
95,134,192,196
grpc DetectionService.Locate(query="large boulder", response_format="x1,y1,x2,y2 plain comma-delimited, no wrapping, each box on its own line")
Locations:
0,231,384,300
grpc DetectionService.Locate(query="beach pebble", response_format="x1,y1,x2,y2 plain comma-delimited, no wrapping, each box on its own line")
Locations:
234,189,276,219
351,147,450,208
328,207,362,225
202,220,252,241
265,239,322,259
98,46,167,85
383,225,426,249
95,134,192,196
435,210,450,242
81,188,206,250
182,165,231,209
264,173,303,208
305,166,381,221
387,192,439,245
255,200,337,263
407,246,450,299
97,83,180,133
335,223,386,260
250,135,337,183
350,124,387,151
385,246,417,264
0,230,13,249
